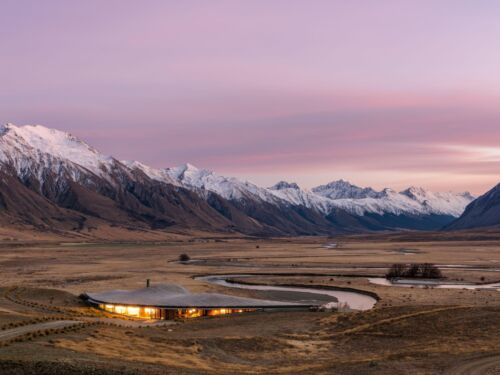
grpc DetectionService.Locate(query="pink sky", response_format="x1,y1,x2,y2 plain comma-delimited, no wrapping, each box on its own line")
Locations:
1,1,500,194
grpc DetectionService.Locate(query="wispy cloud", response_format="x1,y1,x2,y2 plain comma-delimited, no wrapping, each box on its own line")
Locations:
443,145,500,162
1,2,500,194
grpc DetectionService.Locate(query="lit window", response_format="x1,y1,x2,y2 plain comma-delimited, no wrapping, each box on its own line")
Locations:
127,306,140,316
114,305,127,314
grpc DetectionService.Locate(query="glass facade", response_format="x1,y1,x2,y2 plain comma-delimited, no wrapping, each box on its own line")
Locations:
98,303,255,320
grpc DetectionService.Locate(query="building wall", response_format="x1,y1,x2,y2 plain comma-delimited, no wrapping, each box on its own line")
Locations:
97,303,255,320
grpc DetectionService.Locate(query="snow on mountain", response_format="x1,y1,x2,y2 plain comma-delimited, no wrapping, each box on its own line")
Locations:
399,186,474,217
0,123,117,184
165,164,290,203
129,162,282,203
445,183,500,230
271,181,300,190
327,189,431,217
0,123,475,223
122,160,180,186
272,180,474,218
128,159,474,218
312,179,380,199
268,181,334,214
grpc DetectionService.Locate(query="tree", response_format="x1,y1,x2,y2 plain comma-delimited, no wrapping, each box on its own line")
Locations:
386,263,408,279
179,253,190,262
420,263,442,279
406,264,421,278
386,263,442,279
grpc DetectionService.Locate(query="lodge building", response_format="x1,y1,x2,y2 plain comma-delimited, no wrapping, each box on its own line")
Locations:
83,282,314,319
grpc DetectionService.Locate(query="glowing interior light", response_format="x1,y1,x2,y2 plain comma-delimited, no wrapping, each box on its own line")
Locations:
105,304,114,310
114,305,127,314
127,306,140,316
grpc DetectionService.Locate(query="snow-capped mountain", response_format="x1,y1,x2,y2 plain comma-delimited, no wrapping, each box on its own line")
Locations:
0,123,120,185
312,180,381,199
0,123,476,236
164,163,281,203
122,160,180,187
268,179,473,219
446,183,500,230
399,186,474,217
130,158,474,229
0,123,252,235
268,181,334,214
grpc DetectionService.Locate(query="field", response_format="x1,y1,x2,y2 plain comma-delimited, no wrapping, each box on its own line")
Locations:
0,233,499,374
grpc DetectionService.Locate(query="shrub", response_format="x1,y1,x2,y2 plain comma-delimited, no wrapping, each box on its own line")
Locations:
406,264,421,278
420,263,442,279
179,253,190,262
386,263,442,279
386,263,408,279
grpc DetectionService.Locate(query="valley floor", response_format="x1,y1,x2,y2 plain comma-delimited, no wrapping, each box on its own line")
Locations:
0,233,499,374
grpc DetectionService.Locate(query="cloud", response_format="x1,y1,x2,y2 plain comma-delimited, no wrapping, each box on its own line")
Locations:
442,144,500,162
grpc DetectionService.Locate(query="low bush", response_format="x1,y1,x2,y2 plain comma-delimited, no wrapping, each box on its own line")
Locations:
386,263,442,279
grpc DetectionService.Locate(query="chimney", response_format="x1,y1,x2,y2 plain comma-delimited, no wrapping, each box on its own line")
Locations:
146,279,150,288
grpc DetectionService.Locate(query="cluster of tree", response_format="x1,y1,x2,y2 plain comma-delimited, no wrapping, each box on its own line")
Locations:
386,263,442,279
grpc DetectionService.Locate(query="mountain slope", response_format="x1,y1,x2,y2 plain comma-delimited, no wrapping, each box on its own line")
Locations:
133,160,473,231
0,124,243,234
269,181,473,230
128,164,348,235
445,183,500,230
0,123,475,237
312,180,380,199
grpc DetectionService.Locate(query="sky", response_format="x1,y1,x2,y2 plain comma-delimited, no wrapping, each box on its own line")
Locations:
1,1,500,195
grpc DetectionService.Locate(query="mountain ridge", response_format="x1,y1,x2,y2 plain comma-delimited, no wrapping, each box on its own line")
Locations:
0,123,476,237
445,183,500,230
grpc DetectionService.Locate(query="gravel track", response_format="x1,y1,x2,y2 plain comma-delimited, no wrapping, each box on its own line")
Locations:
0,320,82,341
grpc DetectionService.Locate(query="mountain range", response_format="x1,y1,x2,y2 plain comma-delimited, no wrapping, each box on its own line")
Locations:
0,123,482,238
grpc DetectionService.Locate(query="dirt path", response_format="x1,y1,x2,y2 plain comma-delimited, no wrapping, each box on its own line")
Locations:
0,320,82,341
444,354,500,375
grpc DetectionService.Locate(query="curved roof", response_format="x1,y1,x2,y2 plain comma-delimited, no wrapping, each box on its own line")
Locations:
85,284,313,308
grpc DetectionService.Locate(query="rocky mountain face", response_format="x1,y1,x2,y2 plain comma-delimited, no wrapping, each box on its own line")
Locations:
0,123,475,237
0,124,243,235
445,183,500,230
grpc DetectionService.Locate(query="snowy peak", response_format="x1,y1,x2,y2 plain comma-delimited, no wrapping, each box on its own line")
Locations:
400,186,430,200
159,164,279,202
166,163,204,181
398,186,475,217
122,160,180,186
0,123,113,178
312,179,380,199
270,181,300,190
6,123,100,156
446,182,500,230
